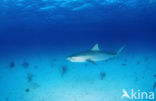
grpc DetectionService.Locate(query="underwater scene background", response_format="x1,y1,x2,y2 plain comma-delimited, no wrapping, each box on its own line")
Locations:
0,0,156,101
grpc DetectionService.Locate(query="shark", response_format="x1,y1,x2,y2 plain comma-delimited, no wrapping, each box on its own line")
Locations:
67,44,125,64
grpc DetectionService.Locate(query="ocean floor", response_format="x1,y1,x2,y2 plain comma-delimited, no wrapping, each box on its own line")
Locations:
0,49,156,101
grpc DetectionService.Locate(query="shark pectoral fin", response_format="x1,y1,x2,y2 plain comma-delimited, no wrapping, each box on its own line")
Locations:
86,59,97,65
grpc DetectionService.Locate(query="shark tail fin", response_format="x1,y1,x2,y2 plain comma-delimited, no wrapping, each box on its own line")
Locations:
117,45,125,55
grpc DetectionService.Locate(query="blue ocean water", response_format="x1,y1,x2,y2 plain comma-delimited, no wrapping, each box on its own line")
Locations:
0,0,156,101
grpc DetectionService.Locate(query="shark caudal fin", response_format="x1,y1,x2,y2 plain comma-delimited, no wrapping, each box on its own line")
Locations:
117,45,125,54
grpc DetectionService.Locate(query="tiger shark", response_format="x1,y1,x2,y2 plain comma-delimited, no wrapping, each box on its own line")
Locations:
67,44,125,64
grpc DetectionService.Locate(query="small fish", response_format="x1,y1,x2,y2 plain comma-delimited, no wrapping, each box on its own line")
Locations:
27,73,34,83
100,72,106,80
9,61,15,68
67,44,125,65
153,75,156,77
61,65,67,77
25,88,30,92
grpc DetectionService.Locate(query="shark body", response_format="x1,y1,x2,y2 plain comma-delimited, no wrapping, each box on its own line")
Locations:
67,44,125,64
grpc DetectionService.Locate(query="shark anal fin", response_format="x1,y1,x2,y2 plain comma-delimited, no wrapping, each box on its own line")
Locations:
86,59,97,65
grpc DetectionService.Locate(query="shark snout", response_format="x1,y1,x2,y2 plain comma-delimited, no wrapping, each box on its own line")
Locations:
67,57,76,62
67,57,72,61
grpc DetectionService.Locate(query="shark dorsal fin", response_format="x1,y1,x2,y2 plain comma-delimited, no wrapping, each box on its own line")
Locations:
91,44,100,51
